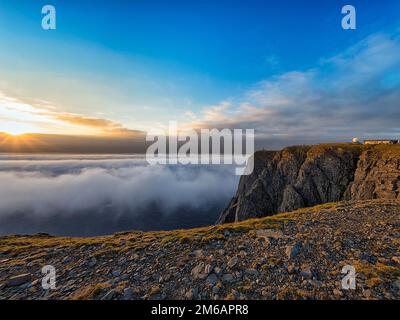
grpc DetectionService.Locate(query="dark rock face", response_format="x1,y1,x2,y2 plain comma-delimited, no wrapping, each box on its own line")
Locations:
217,144,400,223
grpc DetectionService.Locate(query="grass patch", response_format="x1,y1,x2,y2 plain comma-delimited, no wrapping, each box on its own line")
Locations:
352,260,400,288
148,285,161,296
70,282,112,300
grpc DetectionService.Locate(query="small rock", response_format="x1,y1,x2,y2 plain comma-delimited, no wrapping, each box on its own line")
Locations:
360,253,377,264
106,279,117,286
112,270,121,277
191,263,207,280
392,280,400,291
6,274,32,287
185,288,198,300
259,257,267,264
206,274,218,286
62,256,71,264
88,257,97,267
287,263,296,274
222,274,234,283
239,250,247,258
256,229,285,240
31,279,39,287
227,256,239,269
363,289,372,299
391,256,400,264
163,274,171,282
204,264,213,275
231,289,240,299
299,265,313,279
118,257,127,265
192,250,204,258
123,288,134,300
245,268,259,277
333,289,342,297
214,267,222,276
285,242,302,260
310,280,323,288
102,289,116,300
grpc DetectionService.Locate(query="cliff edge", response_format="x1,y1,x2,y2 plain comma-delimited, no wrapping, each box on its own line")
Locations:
218,143,400,223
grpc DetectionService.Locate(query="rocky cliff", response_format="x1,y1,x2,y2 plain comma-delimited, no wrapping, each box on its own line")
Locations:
218,143,400,223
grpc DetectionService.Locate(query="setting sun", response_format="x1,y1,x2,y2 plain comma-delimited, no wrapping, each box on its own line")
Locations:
5,129,29,136
2,122,35,136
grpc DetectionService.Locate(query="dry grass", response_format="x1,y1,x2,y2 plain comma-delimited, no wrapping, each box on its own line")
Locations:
69,282,112,300
0,202,341,254
352,260,400,288
1,200,397,263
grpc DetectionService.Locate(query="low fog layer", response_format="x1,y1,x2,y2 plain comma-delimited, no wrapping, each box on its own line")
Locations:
0,155,238,236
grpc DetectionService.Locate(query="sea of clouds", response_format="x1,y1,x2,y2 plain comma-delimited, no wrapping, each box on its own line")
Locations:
0,155,238,236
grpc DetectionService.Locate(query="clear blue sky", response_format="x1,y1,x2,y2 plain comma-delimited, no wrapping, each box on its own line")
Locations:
0,0,400,142
3,0,399,81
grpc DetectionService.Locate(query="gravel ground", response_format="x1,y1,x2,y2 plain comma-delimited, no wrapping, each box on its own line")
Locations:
0,199,399,300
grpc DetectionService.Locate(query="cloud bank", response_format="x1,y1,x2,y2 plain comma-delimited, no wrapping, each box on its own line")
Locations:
0,155,238,236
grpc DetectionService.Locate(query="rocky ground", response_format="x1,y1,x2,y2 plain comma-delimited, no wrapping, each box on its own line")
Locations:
0,199,399,300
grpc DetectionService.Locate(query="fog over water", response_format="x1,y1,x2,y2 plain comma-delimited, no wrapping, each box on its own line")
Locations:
0,154,238,236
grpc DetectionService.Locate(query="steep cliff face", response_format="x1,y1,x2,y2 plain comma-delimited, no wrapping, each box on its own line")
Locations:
218,144,400,223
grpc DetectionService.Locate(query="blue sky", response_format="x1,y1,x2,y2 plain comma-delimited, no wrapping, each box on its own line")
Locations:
0,0,400,144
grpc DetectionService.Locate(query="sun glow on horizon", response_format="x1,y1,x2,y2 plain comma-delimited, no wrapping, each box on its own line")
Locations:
1,121,44,136
0,96,58,136
0,129,44,153
3,128,33,136
0,94,118,137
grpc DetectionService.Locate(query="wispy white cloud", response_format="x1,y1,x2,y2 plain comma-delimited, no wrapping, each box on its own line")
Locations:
186,31,400,141
0,92,142,136
2,30,399,145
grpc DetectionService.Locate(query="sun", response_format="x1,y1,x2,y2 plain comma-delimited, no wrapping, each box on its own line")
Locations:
5,129,29,136
2,124,34,136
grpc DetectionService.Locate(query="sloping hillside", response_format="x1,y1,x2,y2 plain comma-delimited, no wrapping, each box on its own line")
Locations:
1,200,399,300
